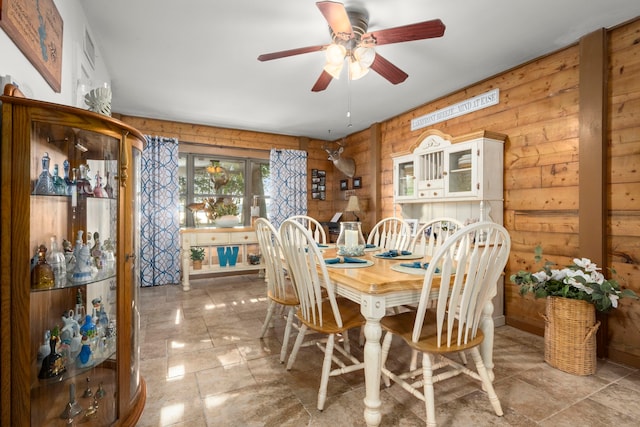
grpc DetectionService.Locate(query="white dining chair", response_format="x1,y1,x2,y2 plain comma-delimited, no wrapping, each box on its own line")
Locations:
408,217,464,256
404,217,466,369
255,218,300,363
287,214,328,244
279,219,365,411
367,217,412,250
380,221,510,426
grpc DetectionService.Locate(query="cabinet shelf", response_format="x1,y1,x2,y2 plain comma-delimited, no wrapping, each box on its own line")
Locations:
32,350,117,389
30,274,116,293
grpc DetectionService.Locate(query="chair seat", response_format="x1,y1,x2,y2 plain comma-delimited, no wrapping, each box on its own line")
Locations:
296,297,365,335
381,311,484,354
267,286,299,306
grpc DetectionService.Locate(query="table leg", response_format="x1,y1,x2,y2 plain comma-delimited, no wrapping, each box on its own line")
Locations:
181,244,191,292
360,295,387,427
479,300,495,381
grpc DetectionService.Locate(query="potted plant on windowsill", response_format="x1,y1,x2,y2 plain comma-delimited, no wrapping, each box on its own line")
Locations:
511,246,637,375
190,247,205,270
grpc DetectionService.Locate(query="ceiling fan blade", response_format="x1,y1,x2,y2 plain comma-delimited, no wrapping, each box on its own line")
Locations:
311,70,333,92
362,19,445,46
258,45,326,62
370,54,408,85
316,1,354,41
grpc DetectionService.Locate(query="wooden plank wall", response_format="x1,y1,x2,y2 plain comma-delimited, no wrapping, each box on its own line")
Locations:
118,17,640,366
607,20,640,365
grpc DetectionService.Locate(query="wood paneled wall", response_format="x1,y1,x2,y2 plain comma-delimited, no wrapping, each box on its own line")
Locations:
119,16,640,366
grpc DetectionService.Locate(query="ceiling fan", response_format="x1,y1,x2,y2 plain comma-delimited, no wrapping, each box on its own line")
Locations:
257,1,445,92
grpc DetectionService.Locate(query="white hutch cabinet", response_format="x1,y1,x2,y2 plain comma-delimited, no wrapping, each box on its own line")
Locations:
392,129,507,323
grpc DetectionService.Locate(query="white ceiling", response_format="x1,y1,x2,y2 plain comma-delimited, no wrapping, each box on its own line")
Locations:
81,1,640,141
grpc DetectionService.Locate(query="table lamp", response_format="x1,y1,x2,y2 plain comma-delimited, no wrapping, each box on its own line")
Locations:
345,195,361,222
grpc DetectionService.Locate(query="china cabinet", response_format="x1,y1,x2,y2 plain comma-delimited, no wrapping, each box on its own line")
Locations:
392,129,507,324
1,85,146,425
393,129,505,202
180,227,261,291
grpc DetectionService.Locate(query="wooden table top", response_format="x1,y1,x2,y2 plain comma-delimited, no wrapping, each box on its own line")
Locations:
321,247,430,295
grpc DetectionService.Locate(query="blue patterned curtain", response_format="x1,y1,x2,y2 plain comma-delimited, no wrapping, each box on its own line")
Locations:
269,149,307,229
140,136,180,287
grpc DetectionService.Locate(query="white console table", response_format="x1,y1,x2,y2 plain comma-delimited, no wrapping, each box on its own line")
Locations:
180,227,261,291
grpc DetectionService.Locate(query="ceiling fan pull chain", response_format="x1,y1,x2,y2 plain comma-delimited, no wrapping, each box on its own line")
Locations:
346,72,353,128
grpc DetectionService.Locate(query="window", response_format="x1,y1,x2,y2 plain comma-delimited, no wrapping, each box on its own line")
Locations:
179,153,270,227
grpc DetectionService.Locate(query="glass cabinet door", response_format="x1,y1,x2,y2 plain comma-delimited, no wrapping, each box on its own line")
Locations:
394,155,416,199
445,143,477,197
30,121,120,425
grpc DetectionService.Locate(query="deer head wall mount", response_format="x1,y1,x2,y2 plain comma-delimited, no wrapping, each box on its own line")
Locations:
323,140,356,178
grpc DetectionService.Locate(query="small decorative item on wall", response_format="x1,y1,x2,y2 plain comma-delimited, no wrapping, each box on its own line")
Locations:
0,0,63,92
311,169,326,200
353,177,362,189
340,179,349,191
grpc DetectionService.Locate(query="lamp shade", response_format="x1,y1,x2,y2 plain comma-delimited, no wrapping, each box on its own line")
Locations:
345,195,361,213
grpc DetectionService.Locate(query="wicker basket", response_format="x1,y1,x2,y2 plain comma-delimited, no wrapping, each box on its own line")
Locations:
542,296,600,375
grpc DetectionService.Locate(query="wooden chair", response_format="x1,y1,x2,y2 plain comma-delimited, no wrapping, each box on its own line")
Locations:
405,217,465,369
408,217,464,256
287,214,327,244
279,219,365,411
380,221,510,426
367,217,412,250
255,218,300,363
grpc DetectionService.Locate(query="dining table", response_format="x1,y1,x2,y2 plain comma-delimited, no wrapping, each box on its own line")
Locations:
320,246,499,427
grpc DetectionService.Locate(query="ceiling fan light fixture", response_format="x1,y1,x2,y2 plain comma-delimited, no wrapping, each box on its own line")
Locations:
324,62,344,79
348,58,369,80
353,46,375,68
325,43,347,65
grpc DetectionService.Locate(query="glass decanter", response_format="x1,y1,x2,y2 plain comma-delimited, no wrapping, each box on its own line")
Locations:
33,152,56,195
31,244,55,289
52,163,66,195
46,236,67,287
336,221,366,256
76,164,94,196
63,159,74,195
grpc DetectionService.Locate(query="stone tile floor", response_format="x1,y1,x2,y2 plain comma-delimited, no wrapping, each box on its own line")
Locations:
137,274,640,426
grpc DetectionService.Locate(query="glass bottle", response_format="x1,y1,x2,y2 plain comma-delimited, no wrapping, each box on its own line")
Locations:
63,159,73,195
52,164,66,195
31,244,55,289
103,171,114,198
102,238,116,274
47,236,67,287
33,152,56,195
91,231,103,270
336,221,366,256
77,164,93,196
93,171,105,198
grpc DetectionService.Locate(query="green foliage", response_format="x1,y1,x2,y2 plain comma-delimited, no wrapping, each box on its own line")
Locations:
511,246,638,313
190,247,205,261
213,201,239,217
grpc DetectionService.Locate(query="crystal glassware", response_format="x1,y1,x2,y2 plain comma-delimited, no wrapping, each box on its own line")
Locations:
33,152,56,195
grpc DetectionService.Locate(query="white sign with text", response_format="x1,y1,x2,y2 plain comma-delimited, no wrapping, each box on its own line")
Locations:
411,89,500,131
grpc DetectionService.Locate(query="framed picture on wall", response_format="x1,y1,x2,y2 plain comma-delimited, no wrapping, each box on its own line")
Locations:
340,179,348,190
353,177,362,189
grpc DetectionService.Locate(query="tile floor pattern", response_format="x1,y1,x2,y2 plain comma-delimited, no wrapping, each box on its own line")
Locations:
138,274,640,426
